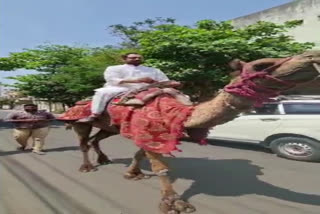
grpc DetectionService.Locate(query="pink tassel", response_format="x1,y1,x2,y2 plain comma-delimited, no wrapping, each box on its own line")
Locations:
199,139,208,145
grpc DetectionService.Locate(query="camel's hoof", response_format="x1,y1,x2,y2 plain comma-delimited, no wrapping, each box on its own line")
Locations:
159,194,196,214
97,154,112,165
173,200,196,213
79,163,97,172
124,172,151,180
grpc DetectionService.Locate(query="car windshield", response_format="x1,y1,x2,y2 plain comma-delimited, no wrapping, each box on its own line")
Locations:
283,103,320,114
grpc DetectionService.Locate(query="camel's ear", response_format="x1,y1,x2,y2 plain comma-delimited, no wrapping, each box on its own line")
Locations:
229,59,246,71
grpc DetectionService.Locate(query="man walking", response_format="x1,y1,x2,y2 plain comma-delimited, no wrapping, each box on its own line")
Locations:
6,104,55,155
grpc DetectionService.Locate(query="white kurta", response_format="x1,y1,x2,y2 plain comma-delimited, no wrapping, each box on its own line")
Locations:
91,64,169,114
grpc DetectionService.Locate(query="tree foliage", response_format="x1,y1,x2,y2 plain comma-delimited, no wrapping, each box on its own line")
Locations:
52,48,122,99
110,19,313,99
109,17,175,48
1,45,123,106
0,45,89,71
0,18,315,103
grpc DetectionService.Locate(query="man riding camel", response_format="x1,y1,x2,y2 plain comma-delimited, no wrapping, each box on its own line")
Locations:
78,53,170,122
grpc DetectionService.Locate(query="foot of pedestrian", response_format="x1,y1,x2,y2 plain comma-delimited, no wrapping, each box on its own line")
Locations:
32,150,46,155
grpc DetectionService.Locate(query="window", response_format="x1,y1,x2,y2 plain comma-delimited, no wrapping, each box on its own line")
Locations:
246,103,280,115
283,103,320,114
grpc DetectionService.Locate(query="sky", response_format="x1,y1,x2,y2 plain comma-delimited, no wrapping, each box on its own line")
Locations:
0,0,292,84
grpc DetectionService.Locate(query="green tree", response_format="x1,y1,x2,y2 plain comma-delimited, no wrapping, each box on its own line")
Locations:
111,19,314,100
0,45,123,106
8,74,79,107
52,47,122,98
0,45,90,106
1,19,315,104
109,17,175,48
0,45,89,71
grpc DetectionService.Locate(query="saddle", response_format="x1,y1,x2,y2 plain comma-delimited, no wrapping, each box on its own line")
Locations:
112,81,193,106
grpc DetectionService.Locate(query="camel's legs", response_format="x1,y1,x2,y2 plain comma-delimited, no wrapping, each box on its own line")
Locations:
145,151,196,214
145,151,174,194
73,123,96,172
124,149,151,180
89,130,115,165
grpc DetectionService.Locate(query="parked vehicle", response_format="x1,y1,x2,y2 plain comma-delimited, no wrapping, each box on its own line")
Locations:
207,95,320,162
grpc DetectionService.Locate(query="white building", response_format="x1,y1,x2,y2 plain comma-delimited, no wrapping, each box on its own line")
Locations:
232,0,320,48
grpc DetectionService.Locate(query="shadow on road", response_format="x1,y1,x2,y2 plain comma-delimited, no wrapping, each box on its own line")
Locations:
0,146,79,157
0,120,65,130
181,137,272,154
207,140,272,153
113,157,320,206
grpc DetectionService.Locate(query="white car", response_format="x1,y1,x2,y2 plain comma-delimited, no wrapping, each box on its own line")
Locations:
207,96,320,162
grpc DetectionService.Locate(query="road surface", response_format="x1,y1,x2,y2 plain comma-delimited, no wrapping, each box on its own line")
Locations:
1,110,320,214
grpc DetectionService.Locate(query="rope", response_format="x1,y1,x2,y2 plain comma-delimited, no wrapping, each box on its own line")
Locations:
224,57,295,106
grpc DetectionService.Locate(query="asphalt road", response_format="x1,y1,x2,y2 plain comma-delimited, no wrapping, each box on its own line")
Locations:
1,110,320,214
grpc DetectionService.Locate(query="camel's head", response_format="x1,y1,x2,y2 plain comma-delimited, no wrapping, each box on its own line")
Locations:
269,51,320,83
229,50,320,90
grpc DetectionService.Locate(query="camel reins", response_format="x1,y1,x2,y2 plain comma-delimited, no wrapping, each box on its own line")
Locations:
224,57,295,107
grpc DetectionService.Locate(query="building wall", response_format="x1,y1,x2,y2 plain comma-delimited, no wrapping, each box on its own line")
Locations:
232,0,320,47
33,100,66,113
232,0,320,95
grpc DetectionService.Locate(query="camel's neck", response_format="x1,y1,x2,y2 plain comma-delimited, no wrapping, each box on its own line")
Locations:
184,91,254,128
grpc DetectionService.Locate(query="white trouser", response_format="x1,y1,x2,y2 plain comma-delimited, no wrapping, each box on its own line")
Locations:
91,86,129,114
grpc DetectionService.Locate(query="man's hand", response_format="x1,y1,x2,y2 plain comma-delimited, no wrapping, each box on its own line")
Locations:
120,77,157,84
168,81,182,88
136,77,157,83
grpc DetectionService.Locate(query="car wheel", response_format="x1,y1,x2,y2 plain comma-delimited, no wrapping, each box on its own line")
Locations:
270,136,320,162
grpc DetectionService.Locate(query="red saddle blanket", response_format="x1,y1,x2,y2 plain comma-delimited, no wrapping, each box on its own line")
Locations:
58,94,195,154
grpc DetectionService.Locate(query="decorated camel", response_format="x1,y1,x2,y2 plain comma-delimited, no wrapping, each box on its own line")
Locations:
58,51,320,214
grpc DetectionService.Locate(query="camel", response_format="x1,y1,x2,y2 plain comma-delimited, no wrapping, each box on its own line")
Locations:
62,51,320,214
